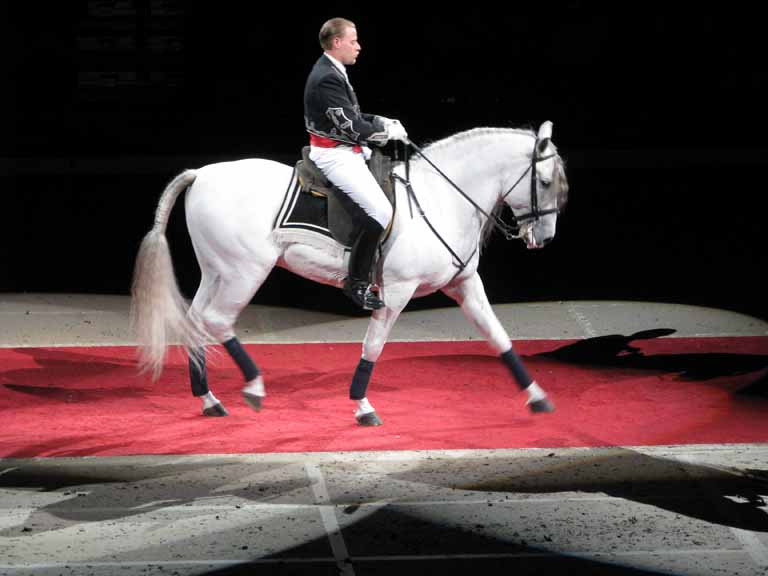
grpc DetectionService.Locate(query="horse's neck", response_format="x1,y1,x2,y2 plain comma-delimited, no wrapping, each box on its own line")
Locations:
409,129,533,233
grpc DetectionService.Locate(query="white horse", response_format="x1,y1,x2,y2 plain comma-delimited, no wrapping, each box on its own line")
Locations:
131,122,569,425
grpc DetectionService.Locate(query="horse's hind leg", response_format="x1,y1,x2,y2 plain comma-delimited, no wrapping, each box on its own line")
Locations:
189,347,228,416
443,272,554,413
196,264,276,412
188,275,228,416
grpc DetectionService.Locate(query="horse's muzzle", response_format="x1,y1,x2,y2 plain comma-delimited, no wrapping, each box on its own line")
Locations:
522,217,557,249
529,236,553,249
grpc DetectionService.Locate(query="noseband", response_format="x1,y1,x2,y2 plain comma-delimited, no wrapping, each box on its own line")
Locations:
500,138,560,227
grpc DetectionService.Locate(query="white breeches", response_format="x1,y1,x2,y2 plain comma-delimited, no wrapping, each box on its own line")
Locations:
309,145,393,228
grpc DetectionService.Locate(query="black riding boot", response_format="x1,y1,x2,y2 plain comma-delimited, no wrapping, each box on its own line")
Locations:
344,220,385,310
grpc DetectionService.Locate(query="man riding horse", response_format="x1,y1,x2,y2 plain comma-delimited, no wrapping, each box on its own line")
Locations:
304,17,409,310
131,17,564,422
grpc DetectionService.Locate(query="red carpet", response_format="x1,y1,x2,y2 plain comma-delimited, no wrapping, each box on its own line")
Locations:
0,337,766,458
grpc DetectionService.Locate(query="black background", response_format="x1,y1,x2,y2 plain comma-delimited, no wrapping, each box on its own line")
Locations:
2,2,766,319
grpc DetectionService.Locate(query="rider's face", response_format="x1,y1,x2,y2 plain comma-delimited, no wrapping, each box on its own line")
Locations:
333,26,361,65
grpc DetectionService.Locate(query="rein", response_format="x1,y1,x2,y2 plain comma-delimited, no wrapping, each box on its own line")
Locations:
405,137,558,239
390,136,559,277
393,171,477,279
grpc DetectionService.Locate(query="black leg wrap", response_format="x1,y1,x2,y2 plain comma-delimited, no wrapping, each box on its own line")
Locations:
501,348,533,390
350,358,375,400
189,348,209,397
223,337,260,382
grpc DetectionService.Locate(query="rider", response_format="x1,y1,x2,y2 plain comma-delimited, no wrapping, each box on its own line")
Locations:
304,17,409,310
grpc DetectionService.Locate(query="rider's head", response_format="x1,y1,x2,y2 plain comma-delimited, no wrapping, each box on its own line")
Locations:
319,18,360,66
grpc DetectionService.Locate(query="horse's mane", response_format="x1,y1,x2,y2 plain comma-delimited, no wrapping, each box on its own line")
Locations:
479,200,505,252
419,126,536,157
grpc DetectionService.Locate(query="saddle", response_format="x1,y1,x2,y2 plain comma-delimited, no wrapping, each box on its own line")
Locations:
292,147,395,247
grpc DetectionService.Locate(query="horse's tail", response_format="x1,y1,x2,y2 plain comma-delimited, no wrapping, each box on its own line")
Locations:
130,169,208,380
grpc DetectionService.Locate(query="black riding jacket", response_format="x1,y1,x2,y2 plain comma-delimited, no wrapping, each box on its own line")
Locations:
303,54,388,146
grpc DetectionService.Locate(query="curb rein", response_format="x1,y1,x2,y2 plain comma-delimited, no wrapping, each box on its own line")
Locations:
391,137,557,280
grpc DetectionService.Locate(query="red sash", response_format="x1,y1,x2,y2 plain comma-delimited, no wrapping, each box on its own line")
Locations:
309,134,361,153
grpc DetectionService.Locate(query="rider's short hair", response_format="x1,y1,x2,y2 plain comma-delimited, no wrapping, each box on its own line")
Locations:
319,18,356,51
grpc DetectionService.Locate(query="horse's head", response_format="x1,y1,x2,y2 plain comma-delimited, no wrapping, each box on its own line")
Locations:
504,121,569,249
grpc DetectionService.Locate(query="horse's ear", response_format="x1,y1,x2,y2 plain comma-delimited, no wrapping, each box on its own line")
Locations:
536,121,553,155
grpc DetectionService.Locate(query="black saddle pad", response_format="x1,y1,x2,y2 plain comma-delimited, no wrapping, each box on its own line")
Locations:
275,148,395,247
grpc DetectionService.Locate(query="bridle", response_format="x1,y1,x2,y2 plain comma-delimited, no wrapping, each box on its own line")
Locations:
404,136,561,241
389,134,563,280
501,140,559,226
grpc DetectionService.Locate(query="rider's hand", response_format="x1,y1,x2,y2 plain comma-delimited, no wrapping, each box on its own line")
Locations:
387,119,408,142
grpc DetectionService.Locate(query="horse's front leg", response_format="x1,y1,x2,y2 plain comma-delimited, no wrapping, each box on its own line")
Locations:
443,273,554,413
351,283,417,426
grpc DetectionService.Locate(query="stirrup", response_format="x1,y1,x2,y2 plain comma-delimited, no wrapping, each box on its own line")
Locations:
344,279,385,310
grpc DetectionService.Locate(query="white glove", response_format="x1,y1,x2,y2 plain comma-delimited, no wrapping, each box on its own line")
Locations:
361,145,372,161
386,119,408,142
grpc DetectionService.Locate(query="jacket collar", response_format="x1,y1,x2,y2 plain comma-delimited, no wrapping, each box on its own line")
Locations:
322,52,349,82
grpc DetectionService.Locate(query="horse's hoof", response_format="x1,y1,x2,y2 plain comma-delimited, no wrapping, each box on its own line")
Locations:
242,391,264,412
202,403,229,417
528,398,555,413
356,411,383,426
